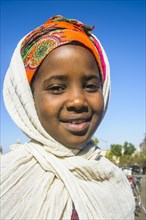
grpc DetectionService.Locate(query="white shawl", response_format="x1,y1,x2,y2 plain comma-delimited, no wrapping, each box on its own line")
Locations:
1,37,135,219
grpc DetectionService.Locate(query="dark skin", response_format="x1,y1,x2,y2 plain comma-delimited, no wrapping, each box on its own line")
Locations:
32,44,104,149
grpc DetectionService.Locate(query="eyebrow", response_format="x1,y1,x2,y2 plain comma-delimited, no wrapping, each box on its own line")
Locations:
83,74,100,81
43,75,67,86
42,73,101,87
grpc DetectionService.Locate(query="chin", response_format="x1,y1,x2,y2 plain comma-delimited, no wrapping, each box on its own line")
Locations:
62,137,92,150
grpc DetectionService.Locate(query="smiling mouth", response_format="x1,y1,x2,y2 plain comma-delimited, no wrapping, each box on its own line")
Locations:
60,117,91,134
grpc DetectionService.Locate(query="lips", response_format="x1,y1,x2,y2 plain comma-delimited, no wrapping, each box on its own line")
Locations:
60,117,91,134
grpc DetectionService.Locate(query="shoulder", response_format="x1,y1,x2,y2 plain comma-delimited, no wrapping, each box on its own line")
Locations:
100,156,130,184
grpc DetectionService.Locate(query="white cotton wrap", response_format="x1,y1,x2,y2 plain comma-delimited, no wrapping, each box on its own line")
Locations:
1,37,135,219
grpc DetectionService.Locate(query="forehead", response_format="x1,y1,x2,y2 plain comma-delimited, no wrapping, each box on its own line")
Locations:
39,44,98,71
31,44,100,87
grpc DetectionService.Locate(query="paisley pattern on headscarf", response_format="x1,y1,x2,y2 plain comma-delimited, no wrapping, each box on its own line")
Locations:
21,15,106,84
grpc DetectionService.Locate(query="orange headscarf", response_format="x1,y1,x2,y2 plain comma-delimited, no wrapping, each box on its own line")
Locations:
21,15,106,84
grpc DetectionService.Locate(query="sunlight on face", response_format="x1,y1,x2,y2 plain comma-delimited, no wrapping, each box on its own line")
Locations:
32,44,104,149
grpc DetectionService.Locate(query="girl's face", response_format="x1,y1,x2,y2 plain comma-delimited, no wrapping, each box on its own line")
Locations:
32,44,104,149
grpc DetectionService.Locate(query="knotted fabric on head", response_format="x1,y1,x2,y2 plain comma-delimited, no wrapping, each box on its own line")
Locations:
21,15,106,84
1,15,135,220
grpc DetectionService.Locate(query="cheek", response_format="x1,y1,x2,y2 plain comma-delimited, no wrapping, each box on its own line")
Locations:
98,94,104,112
91,93,104,131
34,94,62,120
34,94,48,119
89,92,104,114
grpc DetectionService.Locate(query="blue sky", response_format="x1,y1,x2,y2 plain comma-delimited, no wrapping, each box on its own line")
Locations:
0,0,145,153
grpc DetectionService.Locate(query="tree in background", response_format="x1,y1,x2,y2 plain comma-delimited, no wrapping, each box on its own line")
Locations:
119,154,135,167
133,152,146,167
105,150,116,164
100,137,146,169
106,144,122,165
123,141,136,155
106,142,136,167
110,144,122,157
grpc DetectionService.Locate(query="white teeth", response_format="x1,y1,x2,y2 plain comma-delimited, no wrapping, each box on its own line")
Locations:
70,120,85,124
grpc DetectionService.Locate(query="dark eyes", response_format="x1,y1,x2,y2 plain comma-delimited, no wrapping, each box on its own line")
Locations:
84,83,102,92
46,82,102,95
47,85,66,94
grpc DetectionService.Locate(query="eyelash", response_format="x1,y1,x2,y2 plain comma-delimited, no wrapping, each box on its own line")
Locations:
47,82,102,95
47,85,66,94
84,82,102,92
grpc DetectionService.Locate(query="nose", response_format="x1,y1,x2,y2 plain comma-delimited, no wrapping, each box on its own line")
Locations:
65,89,88,112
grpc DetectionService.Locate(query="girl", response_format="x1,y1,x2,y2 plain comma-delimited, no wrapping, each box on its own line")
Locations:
1,15,135,219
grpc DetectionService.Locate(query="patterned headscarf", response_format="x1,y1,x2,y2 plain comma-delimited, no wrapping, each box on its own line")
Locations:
21,15,106,84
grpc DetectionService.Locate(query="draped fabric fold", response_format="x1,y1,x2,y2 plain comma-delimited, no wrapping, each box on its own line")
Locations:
1,142,135,219
1,15,135,219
